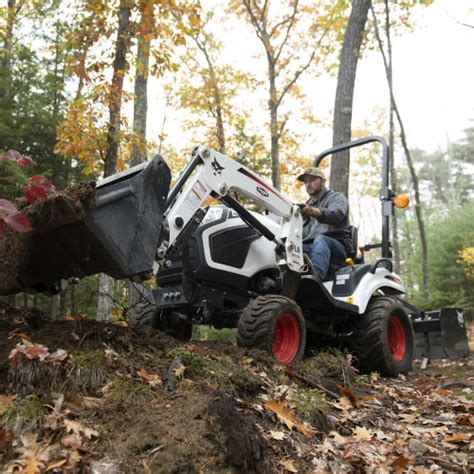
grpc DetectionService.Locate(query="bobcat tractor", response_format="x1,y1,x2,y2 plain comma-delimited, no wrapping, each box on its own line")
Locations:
6,137,466,376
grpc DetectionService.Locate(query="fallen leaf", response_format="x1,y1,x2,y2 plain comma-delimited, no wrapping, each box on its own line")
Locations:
444,432,471,444
279,458,298,472
23,453,42,474
105,347,119,364
399,413,417,423
269,430,286,441
64,419,99,439
0,394,16,413
391,455,410,472
0,429,14,452
44,349,68,364
61,433,87,451
456,414,474,426
264,400,314,438
173,363,186,378
8,332,32,342
45,459,67,471
137,368,162,387
333,396,353,411
8,342,50,366
338,385,358,408
352,426,373,441
328,431,347,446
370,372,379,382
432,389,452,396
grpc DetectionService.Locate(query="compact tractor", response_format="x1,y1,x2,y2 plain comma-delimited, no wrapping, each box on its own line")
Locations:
4,137,469,375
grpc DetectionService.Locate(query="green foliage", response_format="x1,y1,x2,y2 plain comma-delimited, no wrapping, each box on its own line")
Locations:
401,201,474,311
2,395,43,429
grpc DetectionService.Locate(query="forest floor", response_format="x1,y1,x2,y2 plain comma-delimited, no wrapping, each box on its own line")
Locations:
0,302,472,473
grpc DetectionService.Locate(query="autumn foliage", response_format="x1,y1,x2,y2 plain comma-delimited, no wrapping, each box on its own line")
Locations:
0,151,56,239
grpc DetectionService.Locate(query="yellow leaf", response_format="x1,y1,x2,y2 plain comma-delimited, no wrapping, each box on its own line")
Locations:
269,430,286,441
352,426,373,441
64,419,99,439
279,458,298,472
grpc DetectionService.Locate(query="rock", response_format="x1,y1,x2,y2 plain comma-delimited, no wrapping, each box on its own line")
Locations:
408,438,429,455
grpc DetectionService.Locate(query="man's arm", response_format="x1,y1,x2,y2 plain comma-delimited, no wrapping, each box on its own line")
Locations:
302,192,348,225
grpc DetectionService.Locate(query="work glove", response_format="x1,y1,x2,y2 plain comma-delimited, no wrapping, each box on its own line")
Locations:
301,205,319,219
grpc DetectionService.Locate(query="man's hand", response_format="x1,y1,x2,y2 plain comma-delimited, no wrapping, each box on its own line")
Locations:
301,205,321,219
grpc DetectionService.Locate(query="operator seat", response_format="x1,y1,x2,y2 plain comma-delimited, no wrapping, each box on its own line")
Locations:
326,225,361,279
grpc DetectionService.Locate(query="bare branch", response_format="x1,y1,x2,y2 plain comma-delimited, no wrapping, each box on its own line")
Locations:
274,0,299,63
276,46,316,109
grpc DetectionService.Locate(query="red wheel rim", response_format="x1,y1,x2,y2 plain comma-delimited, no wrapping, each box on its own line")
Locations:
272,313,300,364
387,315,406,362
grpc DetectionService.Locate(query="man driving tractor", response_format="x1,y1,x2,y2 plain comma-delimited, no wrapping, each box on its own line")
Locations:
298,167,353,280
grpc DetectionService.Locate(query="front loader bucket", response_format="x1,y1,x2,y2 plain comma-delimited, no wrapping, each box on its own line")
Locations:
412,308,470,360
0,155,171,294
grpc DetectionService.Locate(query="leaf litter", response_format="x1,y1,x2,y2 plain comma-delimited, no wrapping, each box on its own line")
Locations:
0,302,472,472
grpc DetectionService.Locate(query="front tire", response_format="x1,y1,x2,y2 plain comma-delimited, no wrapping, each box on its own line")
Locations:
128,302,192,341
348,296,414,377
237,295,306,365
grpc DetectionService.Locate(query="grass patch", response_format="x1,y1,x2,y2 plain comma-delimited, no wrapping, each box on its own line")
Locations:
193,326,237,343
2,395,43,431
166,348,262,397
71,349,107,368
107,373,156,401
291,387,329,417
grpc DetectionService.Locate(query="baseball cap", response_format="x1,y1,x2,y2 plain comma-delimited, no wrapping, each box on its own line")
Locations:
297,167,325,182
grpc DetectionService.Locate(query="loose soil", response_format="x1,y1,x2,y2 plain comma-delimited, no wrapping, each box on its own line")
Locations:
0,182,95,295
0,304,473,473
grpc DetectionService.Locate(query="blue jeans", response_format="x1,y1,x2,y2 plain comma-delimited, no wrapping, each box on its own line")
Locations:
303,235,347,280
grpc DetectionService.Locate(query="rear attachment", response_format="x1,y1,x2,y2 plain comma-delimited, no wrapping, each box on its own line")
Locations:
412,308,470,360
0,155,171,295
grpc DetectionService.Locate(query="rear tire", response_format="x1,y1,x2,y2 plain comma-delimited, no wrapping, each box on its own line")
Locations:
348,296,413,377
237,295,306,365
128,302,192,341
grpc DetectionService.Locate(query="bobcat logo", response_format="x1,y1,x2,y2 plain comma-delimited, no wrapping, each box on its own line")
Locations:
211,157,225,176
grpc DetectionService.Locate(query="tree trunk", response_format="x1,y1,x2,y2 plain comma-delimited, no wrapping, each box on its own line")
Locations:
268,60,280,190
97,274,114,322
331,0,371,195
371,2,430,300
59,289,68,319
104,0,131,176
130,34,150,166
128,6,151,309
0,0,19,105
49,295,59,320
98,0,131,322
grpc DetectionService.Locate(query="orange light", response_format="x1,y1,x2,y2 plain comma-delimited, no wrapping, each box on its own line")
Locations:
394,193,410,209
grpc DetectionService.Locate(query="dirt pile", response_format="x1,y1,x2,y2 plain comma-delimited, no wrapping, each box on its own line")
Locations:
0,304,473,472
0,182,95,295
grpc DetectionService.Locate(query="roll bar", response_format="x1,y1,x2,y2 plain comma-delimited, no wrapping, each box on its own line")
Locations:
313,136,394,259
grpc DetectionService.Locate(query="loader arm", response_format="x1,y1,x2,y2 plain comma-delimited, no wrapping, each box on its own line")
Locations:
159,146,304,273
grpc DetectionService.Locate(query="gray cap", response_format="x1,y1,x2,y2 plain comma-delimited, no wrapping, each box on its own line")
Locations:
297,167,325,182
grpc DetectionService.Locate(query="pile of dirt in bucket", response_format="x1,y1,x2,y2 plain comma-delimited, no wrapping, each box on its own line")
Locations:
1,304,472,472
0,182,95,296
